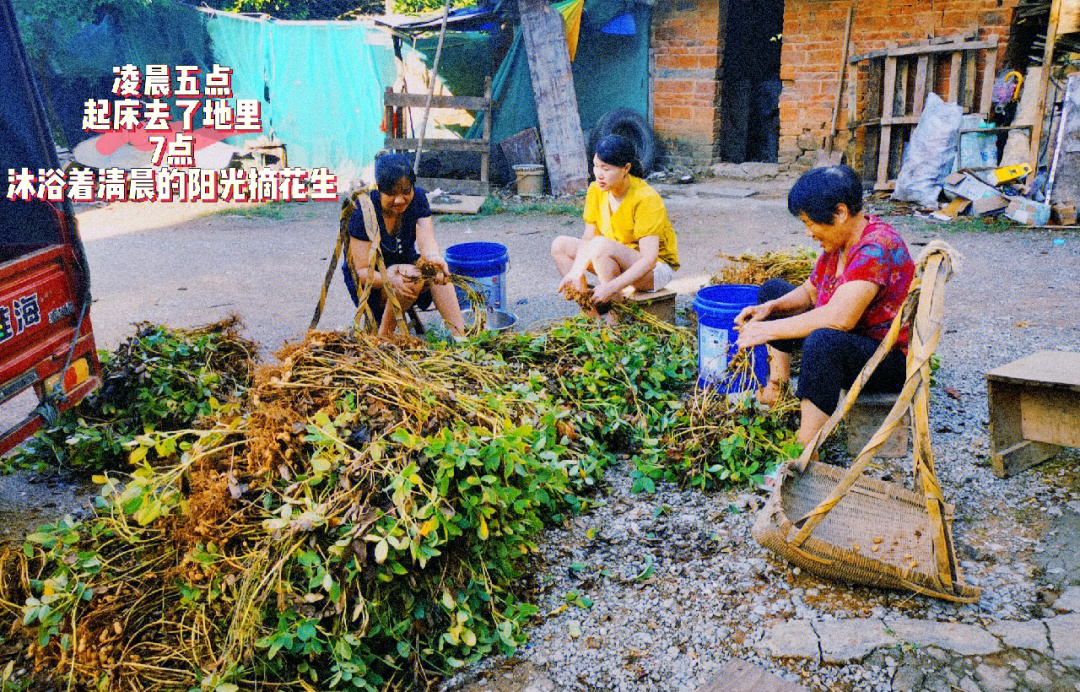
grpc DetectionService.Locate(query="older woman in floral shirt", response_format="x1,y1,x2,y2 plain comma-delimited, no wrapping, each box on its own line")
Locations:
735,165,915,448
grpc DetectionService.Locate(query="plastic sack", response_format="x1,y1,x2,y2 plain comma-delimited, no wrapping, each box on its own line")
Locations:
893,93,963,207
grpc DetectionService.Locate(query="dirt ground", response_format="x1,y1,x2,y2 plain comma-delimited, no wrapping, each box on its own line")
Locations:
69,179,808,354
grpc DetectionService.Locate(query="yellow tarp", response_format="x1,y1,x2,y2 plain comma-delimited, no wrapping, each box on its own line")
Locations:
554,0,585,61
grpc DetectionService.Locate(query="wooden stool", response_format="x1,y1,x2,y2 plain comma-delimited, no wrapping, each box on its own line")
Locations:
840,389,909,458
986,350,1080,477
625,288,676,324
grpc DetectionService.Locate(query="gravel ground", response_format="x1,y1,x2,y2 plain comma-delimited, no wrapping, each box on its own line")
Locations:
443,213,1080,692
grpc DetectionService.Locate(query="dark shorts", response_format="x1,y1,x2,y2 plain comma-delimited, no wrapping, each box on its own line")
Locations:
758,278,906,415
342,263,433,319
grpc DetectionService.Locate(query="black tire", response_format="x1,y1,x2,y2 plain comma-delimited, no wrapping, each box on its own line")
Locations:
592,107,658,175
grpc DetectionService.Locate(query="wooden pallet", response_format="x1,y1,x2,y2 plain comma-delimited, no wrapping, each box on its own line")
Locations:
383,76,491,196
848,35,998,190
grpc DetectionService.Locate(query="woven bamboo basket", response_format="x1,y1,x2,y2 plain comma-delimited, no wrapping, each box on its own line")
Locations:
752,243,981,603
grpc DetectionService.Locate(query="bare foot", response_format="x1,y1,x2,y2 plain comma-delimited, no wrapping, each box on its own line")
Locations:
758,379,785,406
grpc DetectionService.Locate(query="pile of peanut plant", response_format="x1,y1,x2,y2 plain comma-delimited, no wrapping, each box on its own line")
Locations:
0,316,798,691
4,318,254,474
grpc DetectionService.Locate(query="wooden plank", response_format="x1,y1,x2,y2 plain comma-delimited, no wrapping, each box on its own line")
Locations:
980,43,999,116
1003,66,1045,167
1021,388,1080,448
913,55,929,116
480,76,491,186
499,127,543,168
948,51,962,103
928,54,937,100
826,6,855,139
962,50,978,111
417,177,490,196
877,56,898,187
846,63,858,128
1063,0,1080,34
385,137,490,152
850,48,888,64
885,38,997,58
383,93,490,110
862,59,883,183
993,439,1061,478
518,0,589,194
850,37,991,64
894,61,910,118
986,351,1080,391
881,114,923,126
1050,74,1080,206
697,659,809,692
988,379,1061,478
1029,0,1064,182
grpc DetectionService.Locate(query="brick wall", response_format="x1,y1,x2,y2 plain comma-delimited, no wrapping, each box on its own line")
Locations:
778,0,1020,171
650,0,726,169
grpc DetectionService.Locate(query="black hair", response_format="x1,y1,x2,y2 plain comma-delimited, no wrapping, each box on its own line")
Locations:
787,165,864,224
374,153,416,195
594,134,645,178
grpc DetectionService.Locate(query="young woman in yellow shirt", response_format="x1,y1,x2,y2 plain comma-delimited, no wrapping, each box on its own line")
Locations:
551,135,679,314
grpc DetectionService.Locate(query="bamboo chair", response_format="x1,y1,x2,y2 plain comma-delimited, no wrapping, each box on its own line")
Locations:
753,242,981,603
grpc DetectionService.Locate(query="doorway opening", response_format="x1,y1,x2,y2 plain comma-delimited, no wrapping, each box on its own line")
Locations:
719,0,784,163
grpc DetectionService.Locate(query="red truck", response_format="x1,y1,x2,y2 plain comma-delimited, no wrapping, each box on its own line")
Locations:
0,0,102,455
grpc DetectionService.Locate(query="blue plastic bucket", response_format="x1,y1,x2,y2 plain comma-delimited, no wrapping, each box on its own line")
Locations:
693,284,770,392
445,242,510,310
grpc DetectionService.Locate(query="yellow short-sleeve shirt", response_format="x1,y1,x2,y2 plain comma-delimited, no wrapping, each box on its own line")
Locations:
582,176,680,271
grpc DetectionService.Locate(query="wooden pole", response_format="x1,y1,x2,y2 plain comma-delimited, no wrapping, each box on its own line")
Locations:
828,7,855,142
1027,0,1063,183
413,0,451,175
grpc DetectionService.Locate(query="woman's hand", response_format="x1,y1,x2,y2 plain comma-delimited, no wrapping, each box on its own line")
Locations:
735,320,773,350
558,271,585,296
735,301,772,327
590,281,620,306
388,264,423,299
425,255,451,285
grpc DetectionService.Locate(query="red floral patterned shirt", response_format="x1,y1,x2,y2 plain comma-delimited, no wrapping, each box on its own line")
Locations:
809,217,915,350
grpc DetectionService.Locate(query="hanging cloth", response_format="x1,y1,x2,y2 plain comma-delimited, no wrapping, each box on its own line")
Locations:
554,0,585,61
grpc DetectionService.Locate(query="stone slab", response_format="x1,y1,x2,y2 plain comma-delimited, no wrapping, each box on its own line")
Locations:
1045,613,1080,667
988,620,1050,652
975,663,1017,692
815,618,893,663
1055,586,1080,613
696,659,809,692
885,617,1001,656
754,620,819,661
